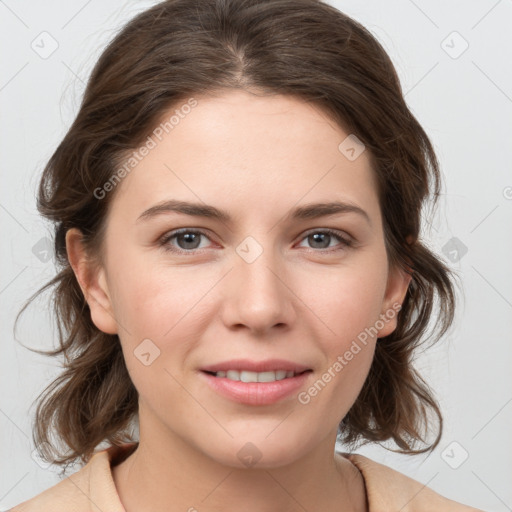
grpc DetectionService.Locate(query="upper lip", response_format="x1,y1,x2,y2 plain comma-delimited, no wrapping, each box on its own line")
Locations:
200,359,311,373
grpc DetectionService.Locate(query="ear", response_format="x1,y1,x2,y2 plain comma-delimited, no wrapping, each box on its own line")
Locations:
376,263,412,338
65,228,118,335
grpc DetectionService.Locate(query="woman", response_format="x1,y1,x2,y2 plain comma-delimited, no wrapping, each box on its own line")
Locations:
12,0,483,510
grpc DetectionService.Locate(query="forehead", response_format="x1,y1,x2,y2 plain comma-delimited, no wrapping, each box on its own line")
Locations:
109,90,381,226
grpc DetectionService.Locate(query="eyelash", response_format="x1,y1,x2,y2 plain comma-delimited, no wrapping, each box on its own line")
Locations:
158,228,354,255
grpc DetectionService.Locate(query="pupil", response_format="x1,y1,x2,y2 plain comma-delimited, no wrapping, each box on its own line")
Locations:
310,233,329,248
180,233,200,249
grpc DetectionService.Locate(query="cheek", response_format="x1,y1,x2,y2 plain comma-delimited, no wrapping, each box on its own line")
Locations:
107,253,219,387
296,278,380,428
305,259,388,345
294,257,387,407
107,250,201,335
110,268,199,400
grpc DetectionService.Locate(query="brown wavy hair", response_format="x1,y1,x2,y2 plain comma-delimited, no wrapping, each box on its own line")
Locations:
15,0,456,473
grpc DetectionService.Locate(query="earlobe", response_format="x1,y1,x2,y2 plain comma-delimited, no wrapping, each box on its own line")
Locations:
65,228,118,335
377,265,412,338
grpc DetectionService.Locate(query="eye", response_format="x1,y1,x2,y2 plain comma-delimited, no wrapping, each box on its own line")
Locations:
296,229,353,252
159,228,353,254
159,228,212,253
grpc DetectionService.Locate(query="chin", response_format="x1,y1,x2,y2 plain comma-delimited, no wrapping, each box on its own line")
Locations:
201,430,316,470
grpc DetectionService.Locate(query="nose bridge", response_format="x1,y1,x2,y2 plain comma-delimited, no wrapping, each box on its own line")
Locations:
226,234,292,331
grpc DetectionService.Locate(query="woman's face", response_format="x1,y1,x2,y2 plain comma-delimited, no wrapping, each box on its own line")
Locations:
70,90,410,468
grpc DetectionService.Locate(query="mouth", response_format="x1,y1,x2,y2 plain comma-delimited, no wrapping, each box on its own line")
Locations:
199,360,313,405
202,369,312,382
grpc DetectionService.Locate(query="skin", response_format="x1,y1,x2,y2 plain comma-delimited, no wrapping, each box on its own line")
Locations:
67,89,411,512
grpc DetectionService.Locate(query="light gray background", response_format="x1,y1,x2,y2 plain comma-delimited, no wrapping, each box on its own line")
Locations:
1,1,511,510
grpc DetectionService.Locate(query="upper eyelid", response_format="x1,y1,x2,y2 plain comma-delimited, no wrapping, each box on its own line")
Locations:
300,227,353,240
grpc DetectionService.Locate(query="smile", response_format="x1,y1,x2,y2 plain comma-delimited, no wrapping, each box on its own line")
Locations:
200,369,313,405
205,369,305,382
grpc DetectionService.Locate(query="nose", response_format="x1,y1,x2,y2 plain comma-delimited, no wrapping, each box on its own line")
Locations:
220,245,296,336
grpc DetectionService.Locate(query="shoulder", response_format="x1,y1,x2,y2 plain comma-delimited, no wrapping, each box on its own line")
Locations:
341,452,484,512
8,464,95,512
8,444,133,512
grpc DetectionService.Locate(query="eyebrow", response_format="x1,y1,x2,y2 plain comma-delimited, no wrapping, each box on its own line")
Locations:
136,199,371,226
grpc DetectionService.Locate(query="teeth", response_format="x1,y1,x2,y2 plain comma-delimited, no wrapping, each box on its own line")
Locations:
240,371,258,383
214,370,300,382
257,371,278,382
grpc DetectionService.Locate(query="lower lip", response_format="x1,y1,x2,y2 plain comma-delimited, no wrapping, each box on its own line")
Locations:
200,371,312,405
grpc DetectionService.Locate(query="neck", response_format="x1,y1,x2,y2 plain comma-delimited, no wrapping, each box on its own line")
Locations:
112,418,367,512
